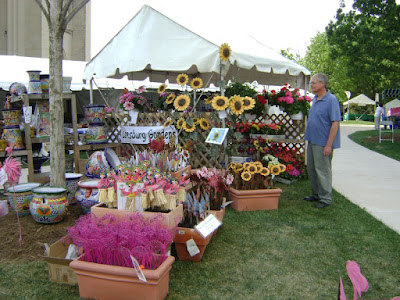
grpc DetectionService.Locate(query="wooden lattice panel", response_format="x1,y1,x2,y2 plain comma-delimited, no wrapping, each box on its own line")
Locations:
105,112,305,168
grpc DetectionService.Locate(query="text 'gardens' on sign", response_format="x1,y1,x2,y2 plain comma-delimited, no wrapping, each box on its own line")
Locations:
121,125,178,144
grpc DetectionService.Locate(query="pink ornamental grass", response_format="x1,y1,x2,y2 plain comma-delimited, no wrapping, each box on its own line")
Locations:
67,213,176,270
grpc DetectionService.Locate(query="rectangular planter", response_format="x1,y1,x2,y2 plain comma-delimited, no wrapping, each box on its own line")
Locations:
91,203,183,229
229,187,282,211
70,255,175,300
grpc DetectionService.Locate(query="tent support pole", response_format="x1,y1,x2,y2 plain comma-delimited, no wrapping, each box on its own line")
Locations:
89,78,94,104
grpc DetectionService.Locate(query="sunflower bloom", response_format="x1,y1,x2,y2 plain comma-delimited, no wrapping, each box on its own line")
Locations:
166,93,175,104
183,122,196,133
205,95,215,104
241,171,252,181
219,43,231,61
247,163,257,174
199,118,210,130
279,164,286,173
190,77,203,90
163,118,173,127
242,96,255,111
176,117,185,129
229,95,245,115
228,162,236,170
235,164,244,172
174,94,190,111
211,95,229,111
193,117,200,125
176,73,189,86
260,167,270,176
243,162,251,170
270,165,281,176
157,84,167,94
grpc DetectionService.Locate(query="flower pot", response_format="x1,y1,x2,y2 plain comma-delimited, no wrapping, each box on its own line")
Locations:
290,111,304,120
2,125,25,150
26,70,41,82
28,81,42,94
173,227,214,262
40,74,50,93
6,182,41,216
30,187,69,224
65,173,83,204
75,179,100,214
70,254,175,300
84,104,106,124
229,187,282,211
86,123,108,144
91,203,183,229
208,208,225,236
62,76,72,92
2,109,21,126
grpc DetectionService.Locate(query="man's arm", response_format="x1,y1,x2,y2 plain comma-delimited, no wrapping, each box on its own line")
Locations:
323,121,339,156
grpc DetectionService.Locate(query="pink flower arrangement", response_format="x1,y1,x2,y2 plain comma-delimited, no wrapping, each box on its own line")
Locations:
269,84,312,116
119,86,149,113
66,213,176,269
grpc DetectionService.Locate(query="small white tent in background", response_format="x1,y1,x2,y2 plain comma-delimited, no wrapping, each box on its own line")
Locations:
343,94,375,106
385,99,400,111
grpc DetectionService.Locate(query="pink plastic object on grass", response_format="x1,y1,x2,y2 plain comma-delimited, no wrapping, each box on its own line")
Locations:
346,261,369,300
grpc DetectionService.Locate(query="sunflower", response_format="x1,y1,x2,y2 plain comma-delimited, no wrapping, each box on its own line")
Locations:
205,94,215,104
211,95,229,111
242,96,255,111
176,117,185,129
219,43,231,61
190,77,203,90
163,118,173,127
270,165,281,176
212,130,220,141
255,163,262,173
176,73,189,86
247,163,257,174
241,171,252,181
157,83,167,94
166,93,175,104
228,162,236,170
183,121,196,133
193,117,200,125
229,95,245,115
199,118,210,130
234,163,244,172
243,162,251,170
174,94,190,111
279,164,286,173
260,167,270,176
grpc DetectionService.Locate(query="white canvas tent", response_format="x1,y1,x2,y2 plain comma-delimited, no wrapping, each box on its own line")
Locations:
343,94,375,106
83,5,311,89
385,99,400,111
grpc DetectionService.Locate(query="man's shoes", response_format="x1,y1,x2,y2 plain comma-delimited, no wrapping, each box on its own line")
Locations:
315,201,330,209
303,195,319,202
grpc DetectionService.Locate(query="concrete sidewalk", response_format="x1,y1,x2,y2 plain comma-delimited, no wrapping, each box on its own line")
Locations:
332,124,400,235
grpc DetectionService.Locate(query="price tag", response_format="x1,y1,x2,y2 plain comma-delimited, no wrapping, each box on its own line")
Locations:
195,214,222,239
186,238,200,257
130,255,147,282
23,106,33,124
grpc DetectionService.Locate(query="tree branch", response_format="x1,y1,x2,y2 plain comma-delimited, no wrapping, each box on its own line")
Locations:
64,0,90,27
34,0,50,24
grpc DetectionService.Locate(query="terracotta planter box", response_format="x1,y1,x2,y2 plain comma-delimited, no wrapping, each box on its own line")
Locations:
70,255,175,300
90,203,183,229
229,187,282,211
208,208,225,236
170,165,191,181
173,227,214,262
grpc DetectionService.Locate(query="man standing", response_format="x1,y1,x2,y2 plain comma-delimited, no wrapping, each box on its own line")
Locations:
304,73,341,208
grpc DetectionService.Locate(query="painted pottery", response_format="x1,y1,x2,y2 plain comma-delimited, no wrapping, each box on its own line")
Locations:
9,82,27,95
40,74,50,93
30,187,69,223
28,80,42,94
65,173,83,204
85,151,111,178
2,125,25,150
70,255,175,300
84,104,106,124
2,109,21,126
86,123,107,144
6,182,41,216
63,76,72,92
27,70,41,82
75,179,100,214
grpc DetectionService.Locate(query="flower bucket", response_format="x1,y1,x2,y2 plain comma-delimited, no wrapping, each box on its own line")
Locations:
290,111,304,120
70,255,175,300
173,227,214,262
229,187,282,211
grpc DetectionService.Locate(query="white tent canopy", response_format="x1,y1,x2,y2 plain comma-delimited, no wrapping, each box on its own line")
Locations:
385,99,400,111
343,94,376,106
84,5,311,89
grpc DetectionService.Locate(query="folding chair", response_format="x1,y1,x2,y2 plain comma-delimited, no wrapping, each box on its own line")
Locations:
379,120,394,143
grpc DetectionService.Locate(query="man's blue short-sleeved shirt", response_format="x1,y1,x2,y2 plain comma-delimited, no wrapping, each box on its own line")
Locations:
305,91,341,149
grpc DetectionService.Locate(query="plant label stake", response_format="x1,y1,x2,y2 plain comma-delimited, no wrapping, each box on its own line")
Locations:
186,239,200,257
130,255,147,282
195,214,222,239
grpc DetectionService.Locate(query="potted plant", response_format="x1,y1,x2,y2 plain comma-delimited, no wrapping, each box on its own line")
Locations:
228,158,286,211
68,213,176,300
269,84,312,119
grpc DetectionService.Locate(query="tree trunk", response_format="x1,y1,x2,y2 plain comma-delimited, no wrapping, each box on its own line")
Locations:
49,2,66,187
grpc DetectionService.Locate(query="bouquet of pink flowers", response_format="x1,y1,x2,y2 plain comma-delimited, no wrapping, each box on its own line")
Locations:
119,86,149,113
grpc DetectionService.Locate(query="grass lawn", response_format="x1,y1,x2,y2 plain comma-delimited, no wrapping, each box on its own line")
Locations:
348,129,400,162
1,180,399,299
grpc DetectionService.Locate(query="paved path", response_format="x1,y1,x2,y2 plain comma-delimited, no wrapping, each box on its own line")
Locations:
332,124,400,235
